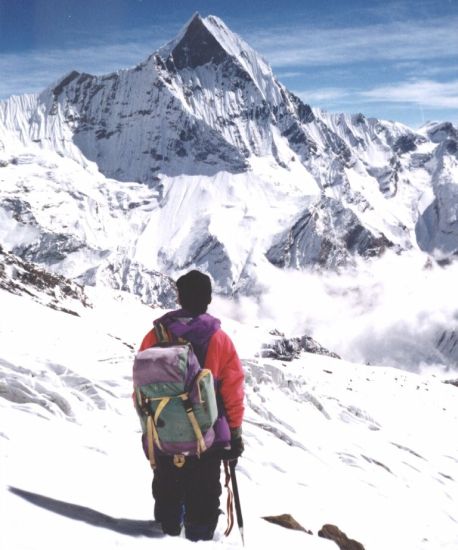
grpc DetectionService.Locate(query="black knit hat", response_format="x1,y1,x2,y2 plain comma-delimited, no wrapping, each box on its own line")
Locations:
176,270,212,315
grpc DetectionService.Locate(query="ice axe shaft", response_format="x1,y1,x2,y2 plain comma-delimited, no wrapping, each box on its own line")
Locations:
229,460,244,545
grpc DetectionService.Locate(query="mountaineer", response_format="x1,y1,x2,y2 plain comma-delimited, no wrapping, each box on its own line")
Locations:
134,269,245,541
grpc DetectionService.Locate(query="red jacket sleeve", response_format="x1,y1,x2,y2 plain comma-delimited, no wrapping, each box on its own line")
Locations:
139,330,157,351
204,330,245,429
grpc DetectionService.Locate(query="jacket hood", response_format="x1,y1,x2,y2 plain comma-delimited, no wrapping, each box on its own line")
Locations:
156,309,221,348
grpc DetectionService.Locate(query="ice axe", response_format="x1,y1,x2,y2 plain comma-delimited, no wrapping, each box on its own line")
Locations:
224,459,245,545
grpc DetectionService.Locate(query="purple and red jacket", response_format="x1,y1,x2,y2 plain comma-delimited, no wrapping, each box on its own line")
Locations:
138,309,245,448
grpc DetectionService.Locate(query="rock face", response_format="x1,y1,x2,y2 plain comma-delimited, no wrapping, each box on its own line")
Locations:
262,514,312,534
413,122,458,258
0,13,458,297
0,245,91,316
170,14,230,70
78,256,177,308
261,515,366,550
267,196,394,269
436,329,458,365
318,524,365,550
262,331,341,361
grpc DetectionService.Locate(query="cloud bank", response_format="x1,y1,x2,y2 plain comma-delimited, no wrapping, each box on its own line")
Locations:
215,252,458,373
249,16,458,68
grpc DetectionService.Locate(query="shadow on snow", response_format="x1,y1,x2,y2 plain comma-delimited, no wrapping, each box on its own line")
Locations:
9,486,163,538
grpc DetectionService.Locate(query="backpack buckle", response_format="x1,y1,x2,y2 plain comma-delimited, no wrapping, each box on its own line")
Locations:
173,454,186,468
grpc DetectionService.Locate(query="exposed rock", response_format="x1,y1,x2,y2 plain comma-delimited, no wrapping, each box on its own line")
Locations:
425,121,458,144
443,379,458,388
393,133,420,154
318,524,365,550
261,515,365,550
53,70,80,97
170,14,228,70
159,232,234,295
0,245,91,315
78,256,176,308
415,185,458,257
13,232,89,265
262,513,312,534
262,330,341,361
436,329,458,365
267,197,393,270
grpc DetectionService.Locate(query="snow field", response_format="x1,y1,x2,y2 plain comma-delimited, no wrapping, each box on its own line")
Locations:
1,287,458,549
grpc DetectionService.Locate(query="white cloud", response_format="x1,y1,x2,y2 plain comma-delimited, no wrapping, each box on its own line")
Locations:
275,71,304,79
361,79,458,109
295,87,351,104
249,16,458,69
221,251,458,371
294,79,458,114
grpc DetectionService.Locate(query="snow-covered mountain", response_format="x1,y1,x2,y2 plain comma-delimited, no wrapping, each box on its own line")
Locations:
1,13,457,294
1,13,458,372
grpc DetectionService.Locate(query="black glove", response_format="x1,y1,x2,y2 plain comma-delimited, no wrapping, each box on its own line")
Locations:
222,427,244,461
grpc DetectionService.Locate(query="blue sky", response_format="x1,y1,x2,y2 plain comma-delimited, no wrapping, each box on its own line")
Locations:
1,0,457,128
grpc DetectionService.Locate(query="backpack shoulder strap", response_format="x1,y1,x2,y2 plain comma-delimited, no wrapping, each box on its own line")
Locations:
153,322,172,344
154,321,188,346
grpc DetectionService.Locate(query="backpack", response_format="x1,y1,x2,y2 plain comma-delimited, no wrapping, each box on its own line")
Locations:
133,323,218,468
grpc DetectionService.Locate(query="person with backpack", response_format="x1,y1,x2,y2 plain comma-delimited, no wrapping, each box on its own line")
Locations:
134,269,245,541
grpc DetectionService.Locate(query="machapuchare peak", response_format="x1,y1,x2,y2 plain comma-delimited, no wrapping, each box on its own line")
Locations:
168,13,229,70
157,14,272,80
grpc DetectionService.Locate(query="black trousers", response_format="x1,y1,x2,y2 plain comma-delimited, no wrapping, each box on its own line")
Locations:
152,453,222,539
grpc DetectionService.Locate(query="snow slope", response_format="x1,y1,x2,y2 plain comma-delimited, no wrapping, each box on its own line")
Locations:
1,269,458,550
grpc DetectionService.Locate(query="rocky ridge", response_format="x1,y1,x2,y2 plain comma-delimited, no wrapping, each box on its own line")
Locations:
0,245,90,316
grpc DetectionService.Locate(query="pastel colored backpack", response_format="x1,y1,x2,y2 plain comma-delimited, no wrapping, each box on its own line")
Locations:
133,323,218,468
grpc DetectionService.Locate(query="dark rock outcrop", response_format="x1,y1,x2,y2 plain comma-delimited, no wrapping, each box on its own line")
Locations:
262,513,312,534
0,245,91,315
261,515,366,550
262,330,341,361
436,329,458,365
318,524,365,550
170,14,228,70
267,197,393,270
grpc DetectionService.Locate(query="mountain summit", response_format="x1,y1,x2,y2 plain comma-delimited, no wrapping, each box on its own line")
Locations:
159,14,274,93
163,13,232,70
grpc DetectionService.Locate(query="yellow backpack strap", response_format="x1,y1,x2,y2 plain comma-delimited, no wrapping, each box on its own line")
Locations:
145,396,172,469
179,393,207,455
154,322,170,344
146,415,156,469
154,397,171,426
154,322,189,346
193,369,212,403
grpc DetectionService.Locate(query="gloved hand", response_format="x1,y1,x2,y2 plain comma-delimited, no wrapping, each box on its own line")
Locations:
222,427,244,461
